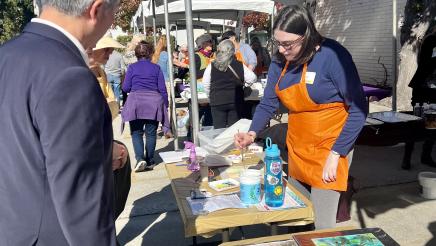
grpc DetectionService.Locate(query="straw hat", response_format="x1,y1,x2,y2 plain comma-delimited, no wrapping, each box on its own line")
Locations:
93,36,125,50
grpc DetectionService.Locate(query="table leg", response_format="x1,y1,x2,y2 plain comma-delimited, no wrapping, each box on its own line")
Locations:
192,236,197,245
222,228,230,242
271,222,278,235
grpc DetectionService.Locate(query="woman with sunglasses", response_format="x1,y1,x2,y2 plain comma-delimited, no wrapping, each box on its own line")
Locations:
234,5,367,229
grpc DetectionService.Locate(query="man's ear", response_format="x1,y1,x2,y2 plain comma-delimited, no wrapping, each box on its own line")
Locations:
88,0,105,24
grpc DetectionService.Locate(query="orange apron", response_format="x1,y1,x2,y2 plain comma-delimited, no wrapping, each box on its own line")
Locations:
235,50,247,66
275,62,349,191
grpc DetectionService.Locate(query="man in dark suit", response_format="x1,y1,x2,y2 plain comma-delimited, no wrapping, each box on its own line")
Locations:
0,0,122,245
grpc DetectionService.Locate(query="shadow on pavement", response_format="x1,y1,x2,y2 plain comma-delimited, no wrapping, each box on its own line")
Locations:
426,221,436,246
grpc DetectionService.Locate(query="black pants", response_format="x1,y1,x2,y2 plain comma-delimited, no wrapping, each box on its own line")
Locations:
113,140,131,219
211,103,241,129
403,88,436,168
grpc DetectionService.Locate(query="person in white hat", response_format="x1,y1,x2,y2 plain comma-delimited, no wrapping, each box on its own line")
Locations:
88,35,125,121
88,36,132,220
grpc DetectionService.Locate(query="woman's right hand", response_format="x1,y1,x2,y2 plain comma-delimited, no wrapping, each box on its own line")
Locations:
234,131,256,149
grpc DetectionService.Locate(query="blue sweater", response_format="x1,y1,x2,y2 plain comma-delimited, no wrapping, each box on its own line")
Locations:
250,38,367,156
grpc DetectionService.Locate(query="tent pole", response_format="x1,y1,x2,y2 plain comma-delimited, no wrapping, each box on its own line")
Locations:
392,0,397,111
152,0,157,46
142,1,146,35
164,0,179,150
184,0,200,146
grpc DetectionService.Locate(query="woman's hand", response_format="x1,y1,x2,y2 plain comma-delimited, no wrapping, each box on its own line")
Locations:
322,151,340,183
112,142,128,171
234,131,256,149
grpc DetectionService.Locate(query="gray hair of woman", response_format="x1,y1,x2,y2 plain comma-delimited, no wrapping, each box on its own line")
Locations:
212,40,235,72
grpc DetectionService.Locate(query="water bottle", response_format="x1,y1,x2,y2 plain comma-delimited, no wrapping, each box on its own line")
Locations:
264,137,284,207
413,103,422,117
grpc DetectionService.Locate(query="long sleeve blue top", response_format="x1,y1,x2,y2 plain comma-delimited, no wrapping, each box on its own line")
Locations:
250,38,367,156
122,59,168,107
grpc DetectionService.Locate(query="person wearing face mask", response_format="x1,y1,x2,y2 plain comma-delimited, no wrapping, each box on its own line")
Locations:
234,5,367,230
186,34,215,139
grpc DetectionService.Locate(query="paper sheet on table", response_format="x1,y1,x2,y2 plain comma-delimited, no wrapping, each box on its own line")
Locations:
256,187,307,211
159,147,208,163
186,194,245,215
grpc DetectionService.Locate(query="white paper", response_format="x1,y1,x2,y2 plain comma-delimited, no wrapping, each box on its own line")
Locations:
159,147,208,163
186,194,245,215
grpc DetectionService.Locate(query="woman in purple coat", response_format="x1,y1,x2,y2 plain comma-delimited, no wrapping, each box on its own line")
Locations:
122,41,170,172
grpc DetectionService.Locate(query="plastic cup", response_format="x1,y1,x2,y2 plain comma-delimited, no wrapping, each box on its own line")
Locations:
239,170,261,205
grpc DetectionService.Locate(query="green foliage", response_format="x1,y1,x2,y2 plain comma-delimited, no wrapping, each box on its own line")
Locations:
116,35,133,46
114,0,141,32
0,0,35,44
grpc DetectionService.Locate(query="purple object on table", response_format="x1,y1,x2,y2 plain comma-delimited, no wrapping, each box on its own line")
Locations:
176,83,187,93
363,85,392,101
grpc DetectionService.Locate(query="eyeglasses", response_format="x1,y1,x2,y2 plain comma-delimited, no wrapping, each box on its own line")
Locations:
271,36,304,50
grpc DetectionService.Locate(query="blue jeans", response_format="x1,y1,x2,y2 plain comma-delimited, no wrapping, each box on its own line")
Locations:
107,74,122,103
129,119,158,165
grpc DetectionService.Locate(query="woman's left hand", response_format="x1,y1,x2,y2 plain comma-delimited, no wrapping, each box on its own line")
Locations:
322,151,340,183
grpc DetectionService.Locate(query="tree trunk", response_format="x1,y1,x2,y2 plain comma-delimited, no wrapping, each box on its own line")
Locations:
395,0,436,111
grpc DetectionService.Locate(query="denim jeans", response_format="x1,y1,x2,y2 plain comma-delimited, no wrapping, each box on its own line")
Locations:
129,119,159,165
107,74,122,103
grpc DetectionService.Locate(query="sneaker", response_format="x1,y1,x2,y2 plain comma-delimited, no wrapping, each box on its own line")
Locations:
134,160,147,172
144,163,156,171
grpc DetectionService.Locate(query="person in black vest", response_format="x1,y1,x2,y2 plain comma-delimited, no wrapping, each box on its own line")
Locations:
203,40,257,128
403,31,436,169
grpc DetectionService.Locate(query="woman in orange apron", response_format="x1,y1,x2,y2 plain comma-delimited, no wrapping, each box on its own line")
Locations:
235,5,367,229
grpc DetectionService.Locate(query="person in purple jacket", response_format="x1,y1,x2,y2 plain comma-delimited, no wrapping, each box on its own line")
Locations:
234,5,367,229
122,41,170,172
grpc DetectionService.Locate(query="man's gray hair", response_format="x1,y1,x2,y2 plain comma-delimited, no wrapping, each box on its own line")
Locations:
38,0,119,16
212,40,235,72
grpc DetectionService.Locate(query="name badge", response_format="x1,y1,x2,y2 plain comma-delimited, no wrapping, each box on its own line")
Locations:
305,72,316,84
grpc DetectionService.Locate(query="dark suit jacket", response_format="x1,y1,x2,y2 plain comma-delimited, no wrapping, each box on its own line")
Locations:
0,22,117,245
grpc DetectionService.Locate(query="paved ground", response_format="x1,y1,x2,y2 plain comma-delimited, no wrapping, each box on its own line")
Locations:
114,102,436,245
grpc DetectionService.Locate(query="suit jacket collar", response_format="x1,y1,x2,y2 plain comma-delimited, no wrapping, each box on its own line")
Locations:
23,22,87,67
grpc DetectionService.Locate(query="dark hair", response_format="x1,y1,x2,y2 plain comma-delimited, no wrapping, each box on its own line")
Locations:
273,5,323,65
221,30,239,42
135,41,154,59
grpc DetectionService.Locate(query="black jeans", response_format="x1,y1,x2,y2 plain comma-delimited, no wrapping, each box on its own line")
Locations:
211,103,240,129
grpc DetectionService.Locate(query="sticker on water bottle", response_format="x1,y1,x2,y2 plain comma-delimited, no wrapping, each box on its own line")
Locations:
270,162,281,175
274,186,283,196
267,174,279,185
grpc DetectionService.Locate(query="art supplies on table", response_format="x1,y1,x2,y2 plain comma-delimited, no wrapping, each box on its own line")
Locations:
292,227,399,246
208,178,240,192
158,147,208,164
256,187,306,211
204,154,233,166
186,194,245,215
